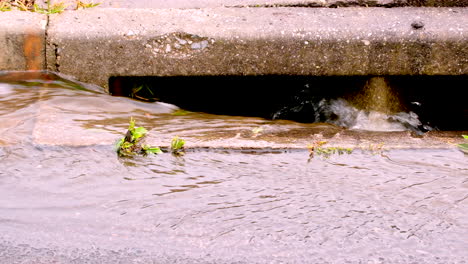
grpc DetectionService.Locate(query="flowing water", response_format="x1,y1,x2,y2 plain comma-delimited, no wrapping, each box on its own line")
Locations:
0,72,467,263
273,77,430,133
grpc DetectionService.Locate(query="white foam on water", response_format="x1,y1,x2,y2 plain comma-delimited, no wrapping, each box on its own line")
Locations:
0,83,14,96
327,99,423,132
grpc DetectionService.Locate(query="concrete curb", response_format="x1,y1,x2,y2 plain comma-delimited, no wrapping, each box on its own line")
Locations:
46,7,468,88
1,7,468,88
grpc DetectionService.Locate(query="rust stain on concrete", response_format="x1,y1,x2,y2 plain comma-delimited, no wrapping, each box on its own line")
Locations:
23,30,43,71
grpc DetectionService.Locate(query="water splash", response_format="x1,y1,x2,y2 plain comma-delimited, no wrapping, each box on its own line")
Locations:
350,77,402,114
273,77,429,132
325,98,423,132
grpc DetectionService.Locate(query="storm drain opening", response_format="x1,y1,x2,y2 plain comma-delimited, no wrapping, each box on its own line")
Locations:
109,75,468,132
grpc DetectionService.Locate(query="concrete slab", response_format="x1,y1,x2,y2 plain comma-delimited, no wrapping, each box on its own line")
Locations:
47,7,468,88
31,99,468,149
0,11,47,71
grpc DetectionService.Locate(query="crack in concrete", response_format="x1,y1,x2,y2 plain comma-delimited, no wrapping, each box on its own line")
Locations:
44,13,49,71
42,13,60,72
52,43,60,72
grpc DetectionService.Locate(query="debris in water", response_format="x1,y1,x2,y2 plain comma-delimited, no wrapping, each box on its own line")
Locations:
252,127,263,136
116,118,162,156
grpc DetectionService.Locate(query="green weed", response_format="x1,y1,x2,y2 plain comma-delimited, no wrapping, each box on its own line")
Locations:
142,145,163,155
33,1,67,14
116,118,162,157
116,119,187,157
170,136,186,156
130,85,158,102
308,141,353,162
75,0,99,9
458,135,468,154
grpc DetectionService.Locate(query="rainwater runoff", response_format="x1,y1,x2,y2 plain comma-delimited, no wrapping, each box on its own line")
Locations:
0,72,467,263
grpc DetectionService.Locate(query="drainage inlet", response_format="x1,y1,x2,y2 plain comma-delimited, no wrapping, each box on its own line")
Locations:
109,75,468,132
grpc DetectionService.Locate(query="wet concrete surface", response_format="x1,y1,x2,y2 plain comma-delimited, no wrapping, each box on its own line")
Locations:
1,72,468,263
1,72,466,149
1,146,467,263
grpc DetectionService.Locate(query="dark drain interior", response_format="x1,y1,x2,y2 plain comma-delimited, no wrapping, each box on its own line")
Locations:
109,75,467,131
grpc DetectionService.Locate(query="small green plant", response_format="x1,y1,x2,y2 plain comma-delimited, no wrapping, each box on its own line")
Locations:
315,147,353,158
170,136,185,156
308,141,353,162
33,0,67,14
116,118,162,156
75,0,100,9
143,145,163,155
130,85,158,102
458,135,468,154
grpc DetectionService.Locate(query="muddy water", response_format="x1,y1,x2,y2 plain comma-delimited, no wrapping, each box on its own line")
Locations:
1,72,467,263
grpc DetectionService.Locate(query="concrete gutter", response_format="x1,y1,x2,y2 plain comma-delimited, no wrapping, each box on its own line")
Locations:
1,6,467,88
